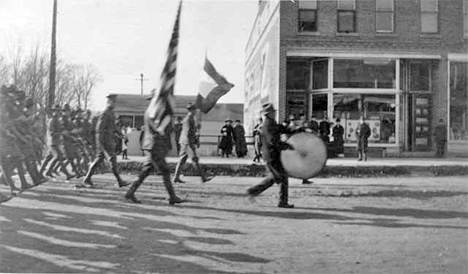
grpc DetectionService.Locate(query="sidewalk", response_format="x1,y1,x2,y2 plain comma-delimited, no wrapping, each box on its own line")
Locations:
116,156,468,177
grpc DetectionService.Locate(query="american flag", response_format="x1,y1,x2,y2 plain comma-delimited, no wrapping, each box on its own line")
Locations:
147,1,182,125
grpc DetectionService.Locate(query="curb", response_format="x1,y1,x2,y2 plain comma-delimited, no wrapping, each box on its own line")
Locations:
114,161,468,178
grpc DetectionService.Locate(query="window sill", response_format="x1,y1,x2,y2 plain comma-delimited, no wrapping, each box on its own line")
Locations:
375,32,398,37
336,32,359,36
419,33,442,38
298,32,321,36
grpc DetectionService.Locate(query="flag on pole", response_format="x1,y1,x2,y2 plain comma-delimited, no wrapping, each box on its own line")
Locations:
194,57,234,114
147,1,182,125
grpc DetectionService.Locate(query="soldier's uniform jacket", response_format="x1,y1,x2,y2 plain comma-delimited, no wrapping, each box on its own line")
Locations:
141,107,172,154
356,122,371,140
179,114,197,146
96,106,119,152
47,115,62,147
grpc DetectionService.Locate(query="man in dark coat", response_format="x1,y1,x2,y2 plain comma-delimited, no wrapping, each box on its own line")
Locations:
173,116,182,155
233,119,248,158
332,118,345,157
219,119,234,157
252,117,263,163
319,115,331,143
125,95,184,204
82,94,129,187
247,103,294,208
356,116,371,161
433,118,447,158
173,104,212,184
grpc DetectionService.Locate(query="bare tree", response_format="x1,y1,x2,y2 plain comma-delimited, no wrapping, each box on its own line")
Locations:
0,55,9,85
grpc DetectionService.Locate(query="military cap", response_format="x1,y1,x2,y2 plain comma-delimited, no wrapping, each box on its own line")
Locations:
261,103,276,114
225,118,233,123
235,119,241,123
106,93,118,99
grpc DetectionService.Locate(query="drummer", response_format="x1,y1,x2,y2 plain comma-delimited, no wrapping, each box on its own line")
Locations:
247,103,295,208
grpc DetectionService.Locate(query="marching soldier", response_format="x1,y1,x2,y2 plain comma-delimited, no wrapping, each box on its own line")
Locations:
82,94,129,187
125,94,185,204
44,104,74,179
247,103,295,208
172,104,213,184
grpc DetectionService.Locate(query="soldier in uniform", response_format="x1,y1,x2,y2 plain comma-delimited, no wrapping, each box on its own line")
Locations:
173,116,183,155
44,104,74,179
309,115,319,135
247,103,295,208
82,94,129,187
172,104,213,184
125,95,185,204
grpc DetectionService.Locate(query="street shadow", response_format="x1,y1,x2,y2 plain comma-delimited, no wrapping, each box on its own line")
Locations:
313,190,468,199
333,218,468,230
0,184,263,274
316,206,468,219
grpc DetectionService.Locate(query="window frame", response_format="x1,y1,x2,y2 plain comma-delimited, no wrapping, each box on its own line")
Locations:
298,0,318,32
376,0,394,33
420,0,438,33
337,0,357,33
464,0,468,37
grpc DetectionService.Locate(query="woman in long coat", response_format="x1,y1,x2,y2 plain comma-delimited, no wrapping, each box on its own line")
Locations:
218,119,234,157
332,118,345,157
233,119,248,158
252,117,263,162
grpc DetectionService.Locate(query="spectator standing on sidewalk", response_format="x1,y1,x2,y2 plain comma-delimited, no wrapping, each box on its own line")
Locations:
219,118,234,158
252,117,263,163
332,118,345,157
433,119,447,158
356,116,371,161
233,119,248,158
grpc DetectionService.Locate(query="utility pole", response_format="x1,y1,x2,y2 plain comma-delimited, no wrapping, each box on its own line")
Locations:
48,0,58,110
135,73,149,95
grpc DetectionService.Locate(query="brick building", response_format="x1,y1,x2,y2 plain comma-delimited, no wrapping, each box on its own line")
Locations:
244,0,467,156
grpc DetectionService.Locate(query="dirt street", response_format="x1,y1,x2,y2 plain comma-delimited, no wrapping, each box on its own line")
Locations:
1,175,467,273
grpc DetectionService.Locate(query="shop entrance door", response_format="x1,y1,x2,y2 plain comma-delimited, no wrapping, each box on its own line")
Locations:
408,93,432,151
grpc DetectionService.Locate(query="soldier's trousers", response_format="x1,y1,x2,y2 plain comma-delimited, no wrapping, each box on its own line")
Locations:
173,143,207,181
247,160,289,204
127,149,177,199
83,150,124,183
46,145,70,176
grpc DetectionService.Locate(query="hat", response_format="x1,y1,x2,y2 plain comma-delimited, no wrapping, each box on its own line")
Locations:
106,93,118,99
235,119,241,123
63,104,71,111
336,118,341,122
75,108,83,113
225,118,233,123
261,103,275,114
187,103,197,111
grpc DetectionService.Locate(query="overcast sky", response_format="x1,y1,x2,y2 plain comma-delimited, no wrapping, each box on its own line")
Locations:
0,0,259,110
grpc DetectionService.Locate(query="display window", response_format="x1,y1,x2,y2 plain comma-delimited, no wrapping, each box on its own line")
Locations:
333,59,396,89
449,62,468,142
333,93,396,144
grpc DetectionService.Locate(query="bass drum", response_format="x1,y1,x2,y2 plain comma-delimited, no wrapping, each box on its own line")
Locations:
280,132,327,179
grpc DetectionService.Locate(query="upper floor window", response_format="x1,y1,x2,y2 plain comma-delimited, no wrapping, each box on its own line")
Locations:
464,0,468,37
337,0,356,33
376,0,394,32
299,0,317,32
421,0,438,33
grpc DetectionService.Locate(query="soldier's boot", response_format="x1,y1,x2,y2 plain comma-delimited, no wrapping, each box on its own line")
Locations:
69,160,82,179
39,154,53,176
163,173,185,205
193,158,212,183
25,161,43,185
278,180,294,208
125,178,144,203
363,153,368,162
82,158,100,186
1,165,20,194
172,155,188,183
16,163,31,190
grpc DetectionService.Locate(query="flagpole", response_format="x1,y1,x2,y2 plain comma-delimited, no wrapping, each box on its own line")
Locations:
48,0,58,110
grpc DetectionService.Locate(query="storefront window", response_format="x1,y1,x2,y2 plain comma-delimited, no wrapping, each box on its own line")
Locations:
449,62,468,141
333,59,396,89
312,59,328,89
333,93,396,143
311,93,328,119
410,61,431,91
135,115,144,130
119,115,133,128
287,59,310,90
